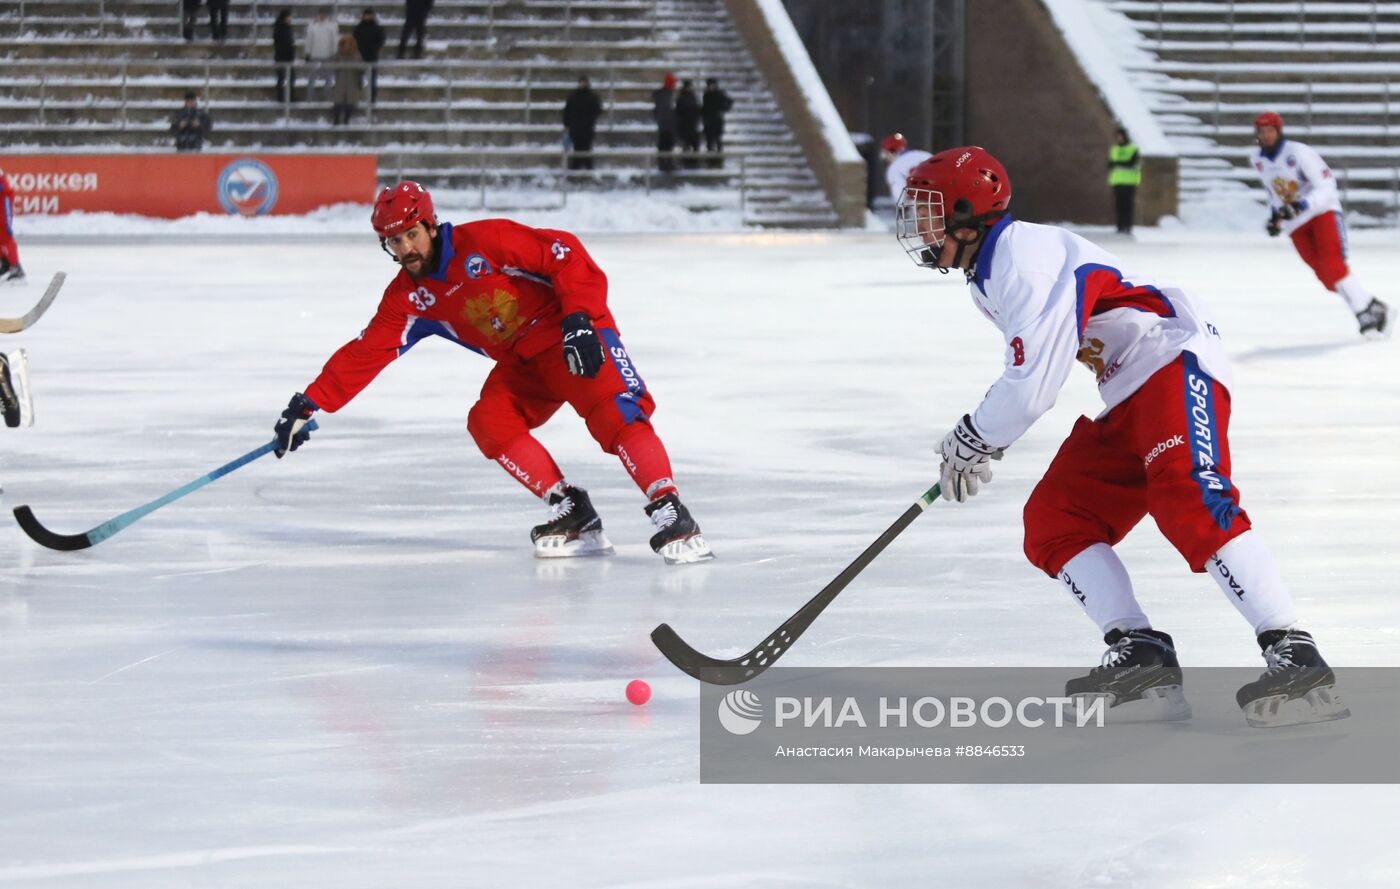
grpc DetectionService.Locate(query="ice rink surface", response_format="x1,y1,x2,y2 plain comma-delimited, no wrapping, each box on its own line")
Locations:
1,227,1398,887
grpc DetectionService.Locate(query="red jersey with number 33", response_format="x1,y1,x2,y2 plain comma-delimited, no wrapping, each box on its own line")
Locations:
305,219,615,412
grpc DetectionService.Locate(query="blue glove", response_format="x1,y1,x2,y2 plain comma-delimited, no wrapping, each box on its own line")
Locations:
561,311,605,378
274,392,317,458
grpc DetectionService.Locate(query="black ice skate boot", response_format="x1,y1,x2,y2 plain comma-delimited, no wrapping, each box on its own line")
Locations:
1236,629,1350,728
643,492,713,565
0,262,25,285
0,352,23,428
1065,629,1191,722
1355,298,1390,337
530,484,614,558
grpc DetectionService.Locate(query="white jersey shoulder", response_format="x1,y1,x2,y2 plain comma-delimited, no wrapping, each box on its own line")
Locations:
965,219,1233,448
886,149,933,201
1249,138,1342,235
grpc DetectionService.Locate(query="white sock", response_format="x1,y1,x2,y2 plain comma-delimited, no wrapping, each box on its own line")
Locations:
1059,543,1150,635
1334,275,1372,313
1208,531,1298,634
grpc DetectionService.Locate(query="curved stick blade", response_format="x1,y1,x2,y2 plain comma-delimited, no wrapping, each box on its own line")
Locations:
650,623,765,686
12,506,94,551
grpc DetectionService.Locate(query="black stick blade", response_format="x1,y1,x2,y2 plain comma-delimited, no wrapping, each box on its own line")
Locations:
12,506,94,551
650,622,784,686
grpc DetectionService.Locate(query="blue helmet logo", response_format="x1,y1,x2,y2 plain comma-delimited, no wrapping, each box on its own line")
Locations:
217,158,279,216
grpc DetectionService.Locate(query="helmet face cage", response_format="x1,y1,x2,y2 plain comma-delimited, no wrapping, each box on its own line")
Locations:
895,185,947,268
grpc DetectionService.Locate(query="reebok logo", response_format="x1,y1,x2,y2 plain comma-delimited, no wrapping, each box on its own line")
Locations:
1143,434,1185,466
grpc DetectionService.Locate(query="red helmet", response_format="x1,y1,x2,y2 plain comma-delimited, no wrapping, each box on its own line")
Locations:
1254,111,1284,130
895,146,1011,268
372,180,436,239
881,132,908,155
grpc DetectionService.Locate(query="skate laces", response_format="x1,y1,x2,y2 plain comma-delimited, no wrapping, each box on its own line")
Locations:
547,494,576,522
649,501,678,531
1098,636,1134,670
1263,636,1309,674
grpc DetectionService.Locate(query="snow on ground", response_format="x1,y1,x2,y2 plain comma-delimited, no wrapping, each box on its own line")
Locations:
0,224,1397,887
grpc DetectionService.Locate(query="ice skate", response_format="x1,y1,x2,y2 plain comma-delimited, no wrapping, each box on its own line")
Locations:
1355,298,1390,338
644,492,713,565
1066,629,1191,722
0,350,31,428
530,485,614,559
1237,629,1349,728
0,262,25,286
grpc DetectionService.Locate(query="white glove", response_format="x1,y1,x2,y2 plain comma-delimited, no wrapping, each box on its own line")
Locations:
938,414,997,503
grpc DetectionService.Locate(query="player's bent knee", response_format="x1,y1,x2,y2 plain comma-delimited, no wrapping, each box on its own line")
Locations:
467,406,522,459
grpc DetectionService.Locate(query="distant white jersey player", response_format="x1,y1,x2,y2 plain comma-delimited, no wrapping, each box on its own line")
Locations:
893,146,1349,728
1250,111,1388,336
880,133,932,202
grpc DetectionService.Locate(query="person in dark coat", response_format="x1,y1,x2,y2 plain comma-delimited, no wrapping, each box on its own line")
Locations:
397,0,433,59
652,72,677,174
207,0,230,41
273,9,296,102
675,79,702,169
170,92,212,152
353,8,386,103
181,0,202,41
562,75,604,171
702,77,733,169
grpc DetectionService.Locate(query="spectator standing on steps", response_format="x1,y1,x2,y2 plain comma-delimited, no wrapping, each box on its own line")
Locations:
207,0,230,42
169,92,212,152
675,79,702,169
273,9,297,102
331,34,363,126
562,75,603,171
181,0,203,41
305,11,339,102
701,77,733,169
352,8,386,104
651,72,677,174
1107,127,1141,235
398,0,433,59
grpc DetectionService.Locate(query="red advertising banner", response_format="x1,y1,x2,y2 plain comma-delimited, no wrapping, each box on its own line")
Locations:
0,154,377,218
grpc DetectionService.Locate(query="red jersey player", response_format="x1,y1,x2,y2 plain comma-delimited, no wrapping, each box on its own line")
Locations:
271,181,712,564
895,147,1347,727
0,167,25,285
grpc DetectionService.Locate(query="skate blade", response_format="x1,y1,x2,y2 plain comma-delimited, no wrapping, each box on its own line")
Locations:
12,349,33,427
533,529,615,559
1072,685,1192,724
1242,685,1351,728
658,533,714,565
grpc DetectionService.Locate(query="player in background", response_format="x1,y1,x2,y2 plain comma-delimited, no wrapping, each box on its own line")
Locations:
894,147,1348,728
0,167,25,284
1251,111,1389,336
271,182,712,564
880,133,933,203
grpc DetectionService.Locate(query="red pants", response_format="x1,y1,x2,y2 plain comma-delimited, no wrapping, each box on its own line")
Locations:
0,192,18,267
466,328,667,497
1290,211,1350,291
1023,353,1251,576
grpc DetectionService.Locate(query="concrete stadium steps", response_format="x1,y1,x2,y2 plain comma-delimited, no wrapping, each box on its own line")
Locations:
0,0,840,227
1104,0,1400,221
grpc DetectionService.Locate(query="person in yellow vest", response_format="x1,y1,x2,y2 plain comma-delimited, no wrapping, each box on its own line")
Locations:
1108,128,1142,235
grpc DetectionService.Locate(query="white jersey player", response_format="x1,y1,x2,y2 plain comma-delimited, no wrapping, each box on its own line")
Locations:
894,146,1348,728
880,133,932,203
1250,111,1388,335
